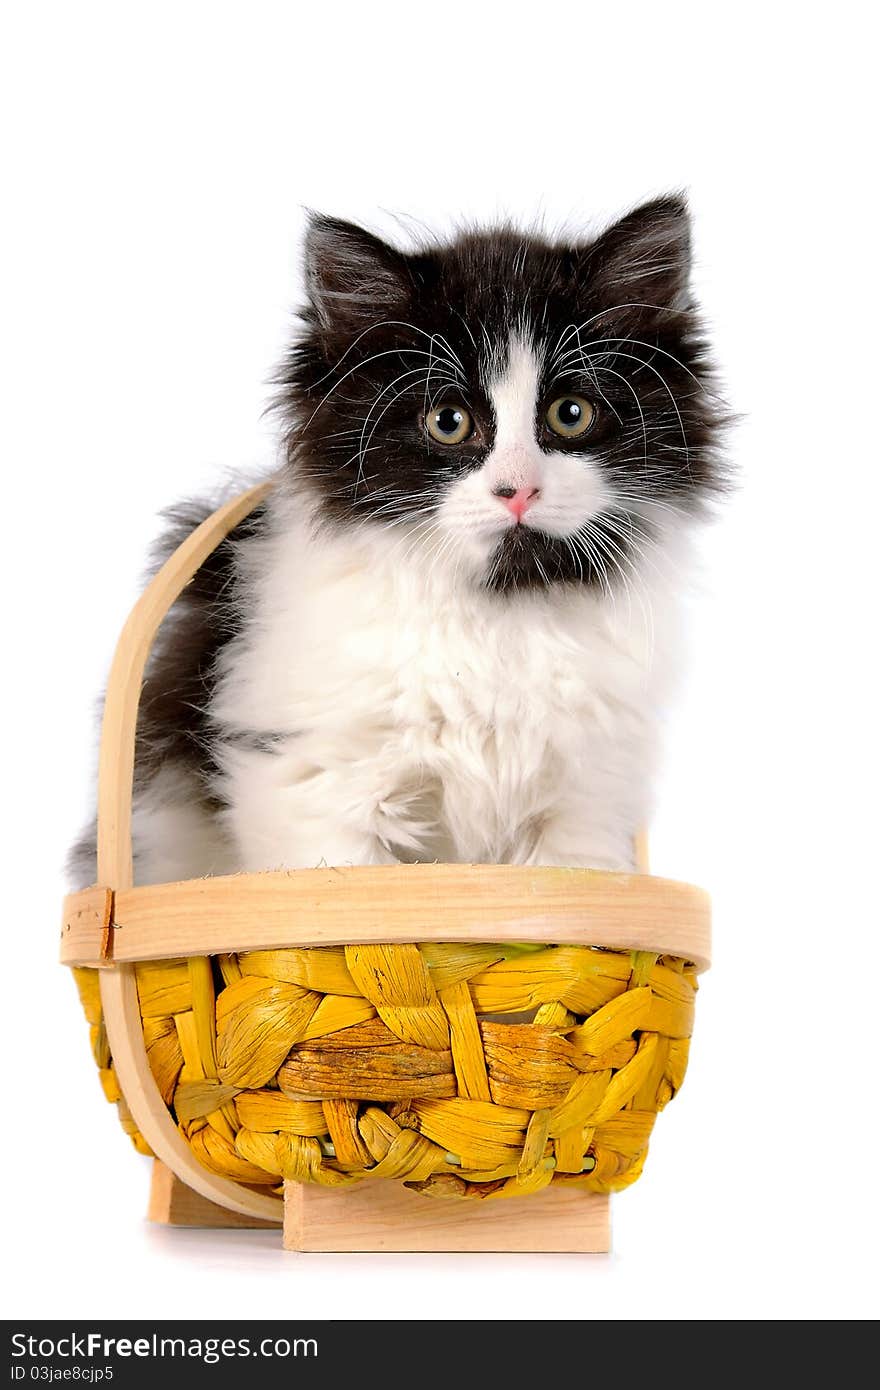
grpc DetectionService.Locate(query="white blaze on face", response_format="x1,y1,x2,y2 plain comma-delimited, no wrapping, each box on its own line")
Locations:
433,329,614,575
484,335,544,494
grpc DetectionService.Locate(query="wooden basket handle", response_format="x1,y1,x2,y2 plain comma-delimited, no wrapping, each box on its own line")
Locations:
96,481,273,890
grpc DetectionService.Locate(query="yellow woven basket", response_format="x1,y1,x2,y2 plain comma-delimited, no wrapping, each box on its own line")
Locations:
61,484,711,1251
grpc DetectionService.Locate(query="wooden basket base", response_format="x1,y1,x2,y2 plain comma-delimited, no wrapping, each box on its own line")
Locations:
283,1178,610,1252
147,1162,610,1250
147,1161,280,1229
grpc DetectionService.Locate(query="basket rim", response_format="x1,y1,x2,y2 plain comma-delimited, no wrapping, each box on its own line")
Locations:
61,862,711,973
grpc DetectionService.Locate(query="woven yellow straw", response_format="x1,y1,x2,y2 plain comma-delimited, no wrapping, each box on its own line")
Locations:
73,939,696,1198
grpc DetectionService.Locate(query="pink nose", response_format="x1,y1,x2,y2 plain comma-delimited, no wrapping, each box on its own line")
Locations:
493,485,540,522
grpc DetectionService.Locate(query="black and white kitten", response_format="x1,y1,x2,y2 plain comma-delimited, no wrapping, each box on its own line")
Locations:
71,194,724,886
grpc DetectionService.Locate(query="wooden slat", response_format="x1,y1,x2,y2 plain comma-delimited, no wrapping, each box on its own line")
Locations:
61,886,114,965
60,864,711,972
283,1178,610,1252
148,1161,280,1228
80,483,293,1223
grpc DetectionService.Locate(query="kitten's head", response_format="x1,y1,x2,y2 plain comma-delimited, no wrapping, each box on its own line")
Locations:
277,195,725,593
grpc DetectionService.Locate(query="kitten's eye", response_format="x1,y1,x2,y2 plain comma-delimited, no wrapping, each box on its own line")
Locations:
425,404,473,445
545,395,595,439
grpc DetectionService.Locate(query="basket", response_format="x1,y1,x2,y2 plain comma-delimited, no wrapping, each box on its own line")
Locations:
61,483,711,1252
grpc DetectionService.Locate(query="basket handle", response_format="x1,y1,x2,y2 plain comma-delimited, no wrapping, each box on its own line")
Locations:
96,481,273,890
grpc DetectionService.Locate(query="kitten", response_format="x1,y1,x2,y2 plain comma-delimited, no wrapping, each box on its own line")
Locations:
70,194,725,888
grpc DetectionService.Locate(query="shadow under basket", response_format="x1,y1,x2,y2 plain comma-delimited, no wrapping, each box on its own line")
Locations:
60,483,711,1253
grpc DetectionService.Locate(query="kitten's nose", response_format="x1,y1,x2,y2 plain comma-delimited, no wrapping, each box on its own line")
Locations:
493,485,540,522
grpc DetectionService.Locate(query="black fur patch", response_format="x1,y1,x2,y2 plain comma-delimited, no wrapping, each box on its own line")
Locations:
131,497,268,797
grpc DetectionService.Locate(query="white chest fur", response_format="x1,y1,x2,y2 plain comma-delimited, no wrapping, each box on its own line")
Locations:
209,498,684,873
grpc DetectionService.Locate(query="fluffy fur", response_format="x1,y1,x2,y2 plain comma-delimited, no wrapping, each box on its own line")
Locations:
70,195,725,887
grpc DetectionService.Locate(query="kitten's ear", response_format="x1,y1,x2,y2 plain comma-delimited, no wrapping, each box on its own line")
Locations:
579,194,692,322
304,214,412,340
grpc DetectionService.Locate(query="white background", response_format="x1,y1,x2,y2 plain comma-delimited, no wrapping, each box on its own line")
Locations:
3,0,878,1321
